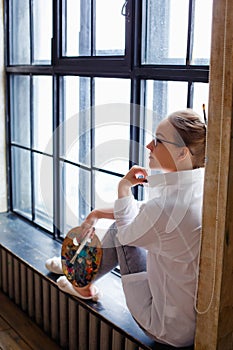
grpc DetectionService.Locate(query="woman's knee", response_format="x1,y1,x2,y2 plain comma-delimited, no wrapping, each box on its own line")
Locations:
101,221,119,249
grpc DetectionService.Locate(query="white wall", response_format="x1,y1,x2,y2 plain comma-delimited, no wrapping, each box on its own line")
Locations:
0,0,7,212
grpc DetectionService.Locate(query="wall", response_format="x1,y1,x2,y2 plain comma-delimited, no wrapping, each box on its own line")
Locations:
0,0,7,213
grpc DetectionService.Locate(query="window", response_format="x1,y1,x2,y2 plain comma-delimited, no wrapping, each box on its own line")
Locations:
5,0,213,238
64,0,125,56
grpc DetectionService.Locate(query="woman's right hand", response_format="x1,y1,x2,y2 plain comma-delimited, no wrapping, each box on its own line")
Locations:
79,207,114,241
80,210,99,240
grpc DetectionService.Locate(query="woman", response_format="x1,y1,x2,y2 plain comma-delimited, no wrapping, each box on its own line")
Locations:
46,108,206,347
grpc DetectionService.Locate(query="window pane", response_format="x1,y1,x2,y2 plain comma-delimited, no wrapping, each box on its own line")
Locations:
94,78,131,174
94,121,129,174
63,0,125,56
94,171,119,208
9,0,30,64
63,0,91,56
60,163,91,237
34,153,53,231
60,76,91,165
33,76,53,154
144,80,188,127
140,80,188,166
193,83,209,120
192,0,213,65
95,78,130,105
11,147,31,218
10,75,30,148
142,0,189,64
32,0,52,64
95,0,125,55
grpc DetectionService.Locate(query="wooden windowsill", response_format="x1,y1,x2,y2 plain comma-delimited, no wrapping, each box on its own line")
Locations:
0,211,193,350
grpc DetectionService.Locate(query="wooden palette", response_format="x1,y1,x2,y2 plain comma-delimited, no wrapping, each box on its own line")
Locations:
61,226,102,288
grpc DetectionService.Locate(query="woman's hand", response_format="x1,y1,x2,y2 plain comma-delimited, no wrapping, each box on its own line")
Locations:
80,208,115,240
80,210,99,240
118,166,148,198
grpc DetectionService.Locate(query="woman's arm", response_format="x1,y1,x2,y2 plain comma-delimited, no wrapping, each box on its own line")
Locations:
114,197,161,250
80,208,114,239
85,208,115,226
114,166,161,250
81,166,148,239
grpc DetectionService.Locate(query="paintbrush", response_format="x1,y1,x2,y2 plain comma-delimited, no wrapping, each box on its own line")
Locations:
202,103,207,124
70,232,92,264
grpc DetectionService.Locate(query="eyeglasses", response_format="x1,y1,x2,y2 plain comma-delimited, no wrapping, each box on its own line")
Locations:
154,137,194,156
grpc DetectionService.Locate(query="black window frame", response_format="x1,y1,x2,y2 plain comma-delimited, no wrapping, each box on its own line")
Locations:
4,0,210,240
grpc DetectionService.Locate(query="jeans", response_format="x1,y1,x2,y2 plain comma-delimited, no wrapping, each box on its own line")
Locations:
95,222,147,280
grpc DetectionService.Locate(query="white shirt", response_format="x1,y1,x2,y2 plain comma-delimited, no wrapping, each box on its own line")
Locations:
114,168,205,347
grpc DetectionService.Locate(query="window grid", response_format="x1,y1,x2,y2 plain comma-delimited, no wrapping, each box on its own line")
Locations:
5,0,211,238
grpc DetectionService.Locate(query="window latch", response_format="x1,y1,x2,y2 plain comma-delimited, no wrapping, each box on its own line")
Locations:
121,0,129,19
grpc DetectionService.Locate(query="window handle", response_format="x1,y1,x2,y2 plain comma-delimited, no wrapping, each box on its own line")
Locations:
121,0,129,17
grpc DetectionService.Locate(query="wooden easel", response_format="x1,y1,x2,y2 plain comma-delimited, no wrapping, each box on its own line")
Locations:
195,0,233,349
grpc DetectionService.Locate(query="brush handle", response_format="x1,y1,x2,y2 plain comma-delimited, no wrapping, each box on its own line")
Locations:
70,234,91,264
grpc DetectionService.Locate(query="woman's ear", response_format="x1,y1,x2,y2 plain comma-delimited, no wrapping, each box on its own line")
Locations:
178,147,189,161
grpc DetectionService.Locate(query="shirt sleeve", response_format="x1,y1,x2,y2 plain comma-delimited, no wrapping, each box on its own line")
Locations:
113,195,139,223
114,195,163,251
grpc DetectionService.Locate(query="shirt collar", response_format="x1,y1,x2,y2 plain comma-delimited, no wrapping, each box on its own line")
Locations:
147,167,205,188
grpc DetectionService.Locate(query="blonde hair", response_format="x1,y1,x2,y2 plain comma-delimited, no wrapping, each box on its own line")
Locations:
167,109,206,169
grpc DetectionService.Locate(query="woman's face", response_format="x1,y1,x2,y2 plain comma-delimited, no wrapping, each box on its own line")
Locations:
146,119,182,172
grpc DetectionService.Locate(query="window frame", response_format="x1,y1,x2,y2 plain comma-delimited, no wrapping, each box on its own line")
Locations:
4,0,211,239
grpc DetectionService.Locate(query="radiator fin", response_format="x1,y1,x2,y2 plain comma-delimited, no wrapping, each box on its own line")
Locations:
0,247,149,350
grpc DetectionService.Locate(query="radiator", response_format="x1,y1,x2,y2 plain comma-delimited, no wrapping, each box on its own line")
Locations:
0,246,148,350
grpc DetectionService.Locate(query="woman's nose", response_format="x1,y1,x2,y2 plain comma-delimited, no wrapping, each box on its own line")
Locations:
146,140,154,151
